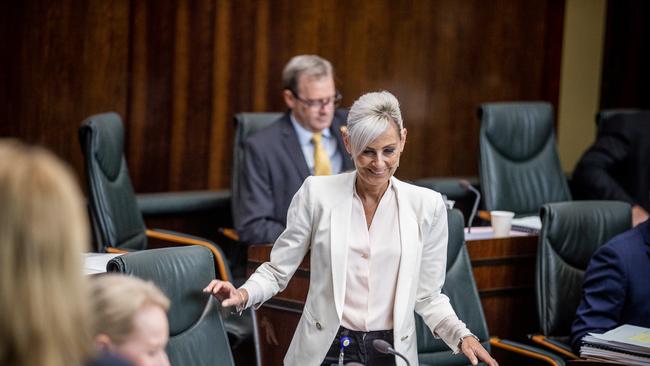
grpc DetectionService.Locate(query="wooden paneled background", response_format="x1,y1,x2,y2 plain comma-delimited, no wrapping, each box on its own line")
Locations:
0,0,565,193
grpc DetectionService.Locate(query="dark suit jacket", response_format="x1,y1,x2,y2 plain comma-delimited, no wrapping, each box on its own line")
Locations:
235,109,354,244
572,111,650,211
570,219,650,351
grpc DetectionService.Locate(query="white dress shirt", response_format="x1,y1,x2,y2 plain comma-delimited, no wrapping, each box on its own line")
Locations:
341,181,401,331
289,113,343,174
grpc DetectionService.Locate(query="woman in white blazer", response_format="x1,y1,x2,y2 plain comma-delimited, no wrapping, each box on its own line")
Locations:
205,91,497,366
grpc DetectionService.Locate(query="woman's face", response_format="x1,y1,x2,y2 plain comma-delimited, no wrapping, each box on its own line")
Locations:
350,123,407,191
113,305,170,366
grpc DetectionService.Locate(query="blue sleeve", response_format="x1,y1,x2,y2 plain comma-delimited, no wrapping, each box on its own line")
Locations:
571,244,627,351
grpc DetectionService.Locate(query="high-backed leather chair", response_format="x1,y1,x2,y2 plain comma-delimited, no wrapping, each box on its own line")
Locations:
478,102,571,216
78,112,231,280
79,112,257,354
416,209,568,366
107,246,236,366
415,209,490,365
231,113,282,230
531,200,631,360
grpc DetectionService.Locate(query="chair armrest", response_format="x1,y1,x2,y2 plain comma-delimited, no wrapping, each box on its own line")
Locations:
105,247,128,254
490,337,566,366
530,334,579,360
478,210,491,222
219,228,240,242
137,190,231,216
146,229,231,282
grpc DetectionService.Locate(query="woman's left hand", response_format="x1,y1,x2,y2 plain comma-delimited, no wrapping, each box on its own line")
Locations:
460,336,498,366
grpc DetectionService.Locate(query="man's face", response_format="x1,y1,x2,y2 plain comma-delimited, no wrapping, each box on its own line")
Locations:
283,74,337,133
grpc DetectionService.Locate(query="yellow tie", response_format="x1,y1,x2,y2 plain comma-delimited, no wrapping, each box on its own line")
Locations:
312,132,332,176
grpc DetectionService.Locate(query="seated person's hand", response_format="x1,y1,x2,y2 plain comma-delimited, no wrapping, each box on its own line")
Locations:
203,280,248,308
460,335,498,366
632,205,649,227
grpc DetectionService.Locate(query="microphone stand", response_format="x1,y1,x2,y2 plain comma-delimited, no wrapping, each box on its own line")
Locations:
372,339,411,366
459,179,481,234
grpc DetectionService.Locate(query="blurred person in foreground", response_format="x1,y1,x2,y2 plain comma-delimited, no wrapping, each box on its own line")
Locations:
235,54,354,244
90,274,171,366
206,92,498,366
0,139,131,366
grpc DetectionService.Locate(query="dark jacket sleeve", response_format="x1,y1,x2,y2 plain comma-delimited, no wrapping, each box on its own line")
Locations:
570,244,626,352
572,124,635,205
235,139,286,244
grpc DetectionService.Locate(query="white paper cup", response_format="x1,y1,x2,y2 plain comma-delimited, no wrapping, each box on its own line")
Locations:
491,210,514,238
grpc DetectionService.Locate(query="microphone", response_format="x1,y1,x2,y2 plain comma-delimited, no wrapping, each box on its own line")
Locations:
372,339,411,366
459,179,481,233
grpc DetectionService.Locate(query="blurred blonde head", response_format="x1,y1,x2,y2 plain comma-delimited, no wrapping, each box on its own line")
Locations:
91,274,170,366
0,139,92,366
90,274,170,344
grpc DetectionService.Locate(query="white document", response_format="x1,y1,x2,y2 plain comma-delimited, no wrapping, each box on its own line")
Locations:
511,216,542,231
83,252,123,275
589,324,650,353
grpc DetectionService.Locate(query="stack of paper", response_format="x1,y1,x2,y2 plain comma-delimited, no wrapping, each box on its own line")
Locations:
580,324,650,365
511,215,542,234
83,252,124,275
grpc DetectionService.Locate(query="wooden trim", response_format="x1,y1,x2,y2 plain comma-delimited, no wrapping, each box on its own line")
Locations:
531,335,580,360
478,210,491,222
478,286,534,297
145,229,229,281
490,337,560,366
220,227,240,242
106,247,128,254
471,255,536,267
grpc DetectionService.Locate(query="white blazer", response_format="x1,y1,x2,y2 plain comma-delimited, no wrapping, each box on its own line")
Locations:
244,171,456,366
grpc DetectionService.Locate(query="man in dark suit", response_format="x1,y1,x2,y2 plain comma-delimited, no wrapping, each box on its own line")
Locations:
572,111,650,227
235,55,354,244
570,218,650,352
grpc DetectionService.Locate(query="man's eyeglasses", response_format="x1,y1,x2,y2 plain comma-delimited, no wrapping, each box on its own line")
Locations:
291,90,342,109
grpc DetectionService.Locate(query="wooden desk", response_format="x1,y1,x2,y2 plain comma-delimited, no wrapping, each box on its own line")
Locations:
247,229,538,366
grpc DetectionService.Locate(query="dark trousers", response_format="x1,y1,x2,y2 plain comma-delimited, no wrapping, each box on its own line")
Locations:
320,326,396,366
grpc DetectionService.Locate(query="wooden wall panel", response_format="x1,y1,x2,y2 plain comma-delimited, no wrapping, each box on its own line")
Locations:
1,0,564,193
0,0,130,186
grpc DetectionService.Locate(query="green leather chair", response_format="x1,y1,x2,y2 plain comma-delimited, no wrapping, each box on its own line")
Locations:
478,102,571,216
79,112,258,358
530,200,631,361
415,209,490,365
108,246,236,366
416,209,564,366
78,112,231,280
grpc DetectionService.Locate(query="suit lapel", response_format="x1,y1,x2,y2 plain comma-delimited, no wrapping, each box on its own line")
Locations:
330,172,355,319
392,178,419,331
279,114,310,179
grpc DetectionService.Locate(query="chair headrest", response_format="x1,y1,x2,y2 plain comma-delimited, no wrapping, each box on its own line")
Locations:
446,208,465,269
80,112,125,181
540,200,631,269
108,246,216,336
480,102,554,161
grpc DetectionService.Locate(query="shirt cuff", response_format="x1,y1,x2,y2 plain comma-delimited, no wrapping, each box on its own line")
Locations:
239,281,264,309
433,314,474,354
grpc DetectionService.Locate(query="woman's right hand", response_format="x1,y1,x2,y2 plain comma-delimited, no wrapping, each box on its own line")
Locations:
203,279,248,308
